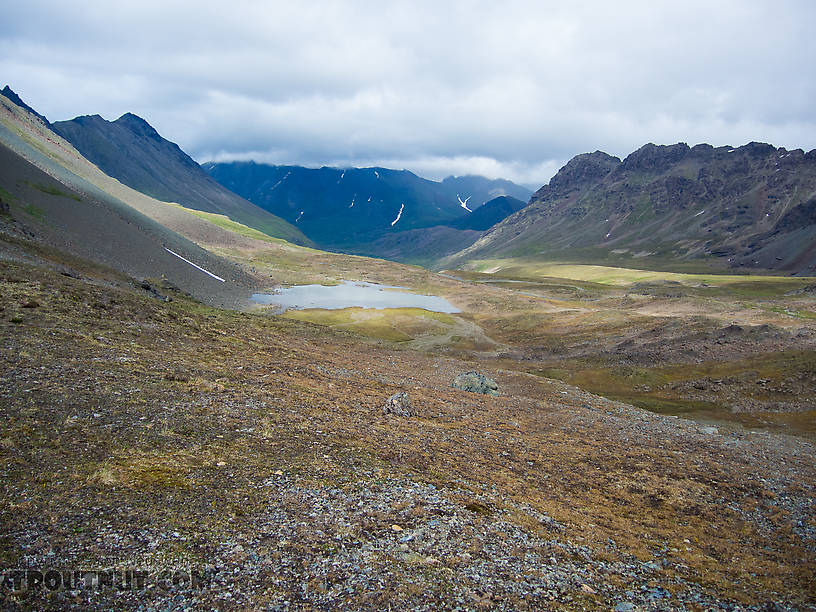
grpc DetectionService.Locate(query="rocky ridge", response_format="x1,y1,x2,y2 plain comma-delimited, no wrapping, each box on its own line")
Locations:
449,142,816,273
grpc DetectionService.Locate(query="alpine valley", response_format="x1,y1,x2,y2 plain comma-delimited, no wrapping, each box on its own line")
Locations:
1,86,815,610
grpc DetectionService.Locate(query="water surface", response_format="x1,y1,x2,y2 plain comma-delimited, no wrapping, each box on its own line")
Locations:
252,281,460,313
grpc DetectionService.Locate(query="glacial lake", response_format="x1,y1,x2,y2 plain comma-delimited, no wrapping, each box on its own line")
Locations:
251,281,460,313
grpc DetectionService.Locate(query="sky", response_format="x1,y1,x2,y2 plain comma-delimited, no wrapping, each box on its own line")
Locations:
1,1,814,188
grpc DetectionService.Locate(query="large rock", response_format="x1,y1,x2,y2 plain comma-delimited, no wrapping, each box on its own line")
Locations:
452,372,499,396
382,392,415,417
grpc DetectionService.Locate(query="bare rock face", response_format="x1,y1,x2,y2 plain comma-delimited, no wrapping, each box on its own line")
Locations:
452,372,499,396
383,392,415,417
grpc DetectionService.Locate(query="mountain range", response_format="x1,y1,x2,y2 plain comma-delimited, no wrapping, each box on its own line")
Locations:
448,142,816,274
0,86,533,286
3,84,816,275
202,162,531,258
22,90,531,262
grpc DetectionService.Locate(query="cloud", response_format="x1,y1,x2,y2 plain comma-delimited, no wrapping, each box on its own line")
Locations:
1,0,814,187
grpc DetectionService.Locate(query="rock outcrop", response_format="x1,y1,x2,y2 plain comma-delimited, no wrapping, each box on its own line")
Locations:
383,391,415,417
452,372,499,396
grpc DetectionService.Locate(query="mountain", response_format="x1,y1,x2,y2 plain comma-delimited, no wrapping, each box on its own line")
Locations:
49,112,310,246
0,86,296,307
448,142,816,274
203,161,532,253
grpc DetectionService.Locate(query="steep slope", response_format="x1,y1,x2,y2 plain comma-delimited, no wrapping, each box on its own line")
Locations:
203,161,531,251
49,111,310,246
0,88,299,306
0,89,305,253
0,140,255,307
449,142,816,274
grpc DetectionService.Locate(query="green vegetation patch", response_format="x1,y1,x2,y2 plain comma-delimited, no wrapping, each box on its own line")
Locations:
535,350,816,437
282,307,457,343
0,185,18,205
765,305,816,320
167,202,316,249
466,259,815,290
23,203,46,220
25,180,81,201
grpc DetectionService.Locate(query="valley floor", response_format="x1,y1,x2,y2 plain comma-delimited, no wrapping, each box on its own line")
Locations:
1,255,815,610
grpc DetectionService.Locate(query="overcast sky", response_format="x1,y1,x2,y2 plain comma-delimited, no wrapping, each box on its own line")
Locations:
2,1,814,187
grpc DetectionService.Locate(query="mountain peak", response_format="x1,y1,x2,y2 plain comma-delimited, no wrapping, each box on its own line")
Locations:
619,142,691,172
740,141,777,158
546,150,621,193
116,111,150,125
1,85,49,124
73,113,105,124
114,112,162,141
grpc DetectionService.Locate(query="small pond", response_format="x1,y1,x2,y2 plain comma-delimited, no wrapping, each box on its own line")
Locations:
251,281,460,313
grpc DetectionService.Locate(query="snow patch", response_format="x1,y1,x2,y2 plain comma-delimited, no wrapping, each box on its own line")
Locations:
457,194,472,212
164,248,225,282
390,203,404,226
269,171,291,191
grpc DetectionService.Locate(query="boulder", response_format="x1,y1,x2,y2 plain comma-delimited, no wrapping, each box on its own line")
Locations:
452,372,499,396
383,391,414,417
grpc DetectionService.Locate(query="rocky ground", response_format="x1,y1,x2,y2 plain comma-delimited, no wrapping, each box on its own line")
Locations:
1,259,814,610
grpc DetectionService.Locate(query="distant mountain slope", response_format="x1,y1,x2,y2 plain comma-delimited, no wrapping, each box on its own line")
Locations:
448,142,816,274
444,195,527,231
49,112,310,246
344,226,483,266
439,175,533,205
203,161,531,249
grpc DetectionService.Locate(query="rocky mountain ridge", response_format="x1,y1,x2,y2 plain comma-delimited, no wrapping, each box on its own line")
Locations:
450,142,816,273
